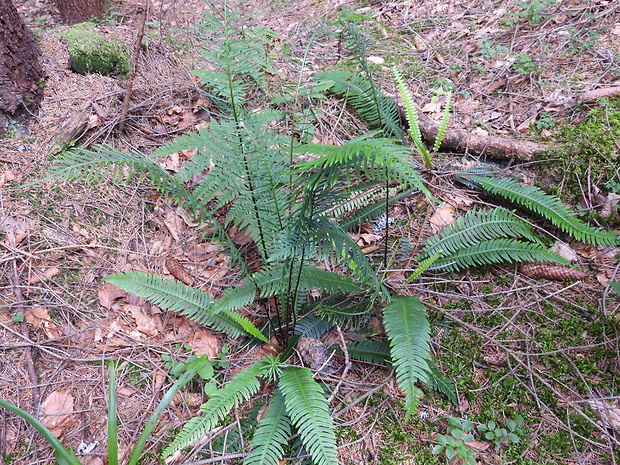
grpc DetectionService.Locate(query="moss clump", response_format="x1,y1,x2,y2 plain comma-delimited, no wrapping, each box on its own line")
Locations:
60,22,130,78
556,98,620,180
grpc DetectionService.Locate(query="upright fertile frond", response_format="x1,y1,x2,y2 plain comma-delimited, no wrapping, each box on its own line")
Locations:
461,173,619,245
429,238,567,272
419,207,541,260
383,296,431,417
433,90,452,153
104,272,265,340
393,67,430,167
193,0,276,117
164,360,269,456
278,368,338,465
244,390,291,465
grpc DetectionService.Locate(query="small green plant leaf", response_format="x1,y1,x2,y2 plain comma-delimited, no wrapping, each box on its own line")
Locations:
431,444,444,454
446,447,456,460
0,400,80,465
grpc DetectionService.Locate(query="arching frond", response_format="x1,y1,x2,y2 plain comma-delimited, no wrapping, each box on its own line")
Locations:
383,296,431,417
164,360,268,456
429,238,566,272
104,272,265,340
244,390,291,465
278,368,338,465
461,173,619,245
345,340,391,366
314,70,402,140
419,207,541,260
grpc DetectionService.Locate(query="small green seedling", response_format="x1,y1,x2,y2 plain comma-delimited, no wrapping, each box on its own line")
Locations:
477,415,524,447
432,417,477,465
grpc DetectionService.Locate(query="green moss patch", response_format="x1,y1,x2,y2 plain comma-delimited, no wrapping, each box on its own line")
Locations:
60,22,130,78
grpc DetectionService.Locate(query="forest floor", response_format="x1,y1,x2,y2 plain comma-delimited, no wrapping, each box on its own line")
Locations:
1,0,620,464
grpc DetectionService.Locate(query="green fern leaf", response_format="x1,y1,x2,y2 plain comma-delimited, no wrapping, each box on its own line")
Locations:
345,340,391,366
427,363,458,405
315,70,402,139
383,296,431,417
430,238,567,272
461,174,619,246
279,368,338,465
419,207,540,260
244,390,291,465
164,360,269,456
105,272,265,341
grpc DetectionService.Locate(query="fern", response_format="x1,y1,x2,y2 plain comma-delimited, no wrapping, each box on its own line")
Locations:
419,207,541,260
105,272,267,342
393,66,452,169
427,363,458,406
244,390,291,465
461,173,619,246
345,340,392,365
383,296,431,417
164,360,269,456
279,368,338,465
429,238,567,272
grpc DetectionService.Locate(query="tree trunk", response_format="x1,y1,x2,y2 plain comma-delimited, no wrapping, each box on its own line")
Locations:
55,0,104,24
0,0,44,137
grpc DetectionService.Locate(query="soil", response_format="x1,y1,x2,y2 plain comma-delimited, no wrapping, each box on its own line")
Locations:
1,0,619,464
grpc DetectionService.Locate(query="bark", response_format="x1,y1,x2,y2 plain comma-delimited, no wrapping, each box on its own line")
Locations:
0,0,44,136
55,0,104,24
416,112,549,162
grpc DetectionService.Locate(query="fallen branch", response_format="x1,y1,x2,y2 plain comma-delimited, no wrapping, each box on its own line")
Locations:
118,0,149,133
11,260,41,409
416,112,548,161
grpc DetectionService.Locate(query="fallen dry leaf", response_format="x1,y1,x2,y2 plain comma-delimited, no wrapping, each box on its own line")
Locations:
28,267,60,284
163,210,183,242
429,205,456,233
586,397,620,431
0,170,16,185
41,388,76,437
466,440,491,452
98,283,128,310
25,306,64,339
188,330,219,358
127,304,162,336
0,216,30,245
551,242,579,263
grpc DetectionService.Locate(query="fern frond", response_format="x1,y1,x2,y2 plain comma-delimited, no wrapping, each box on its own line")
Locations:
419,207,541,260
244,390,291,465
461,174,619,246
164,360,269,456
294,315,334,339
429,238,567,272
433,90,452,153
345,340,391,366
383,296,431,417
315,70,402,139
104,272,265,340
296,137,430,199
392,67,430,168
427,363,458,405
279,368,338,465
